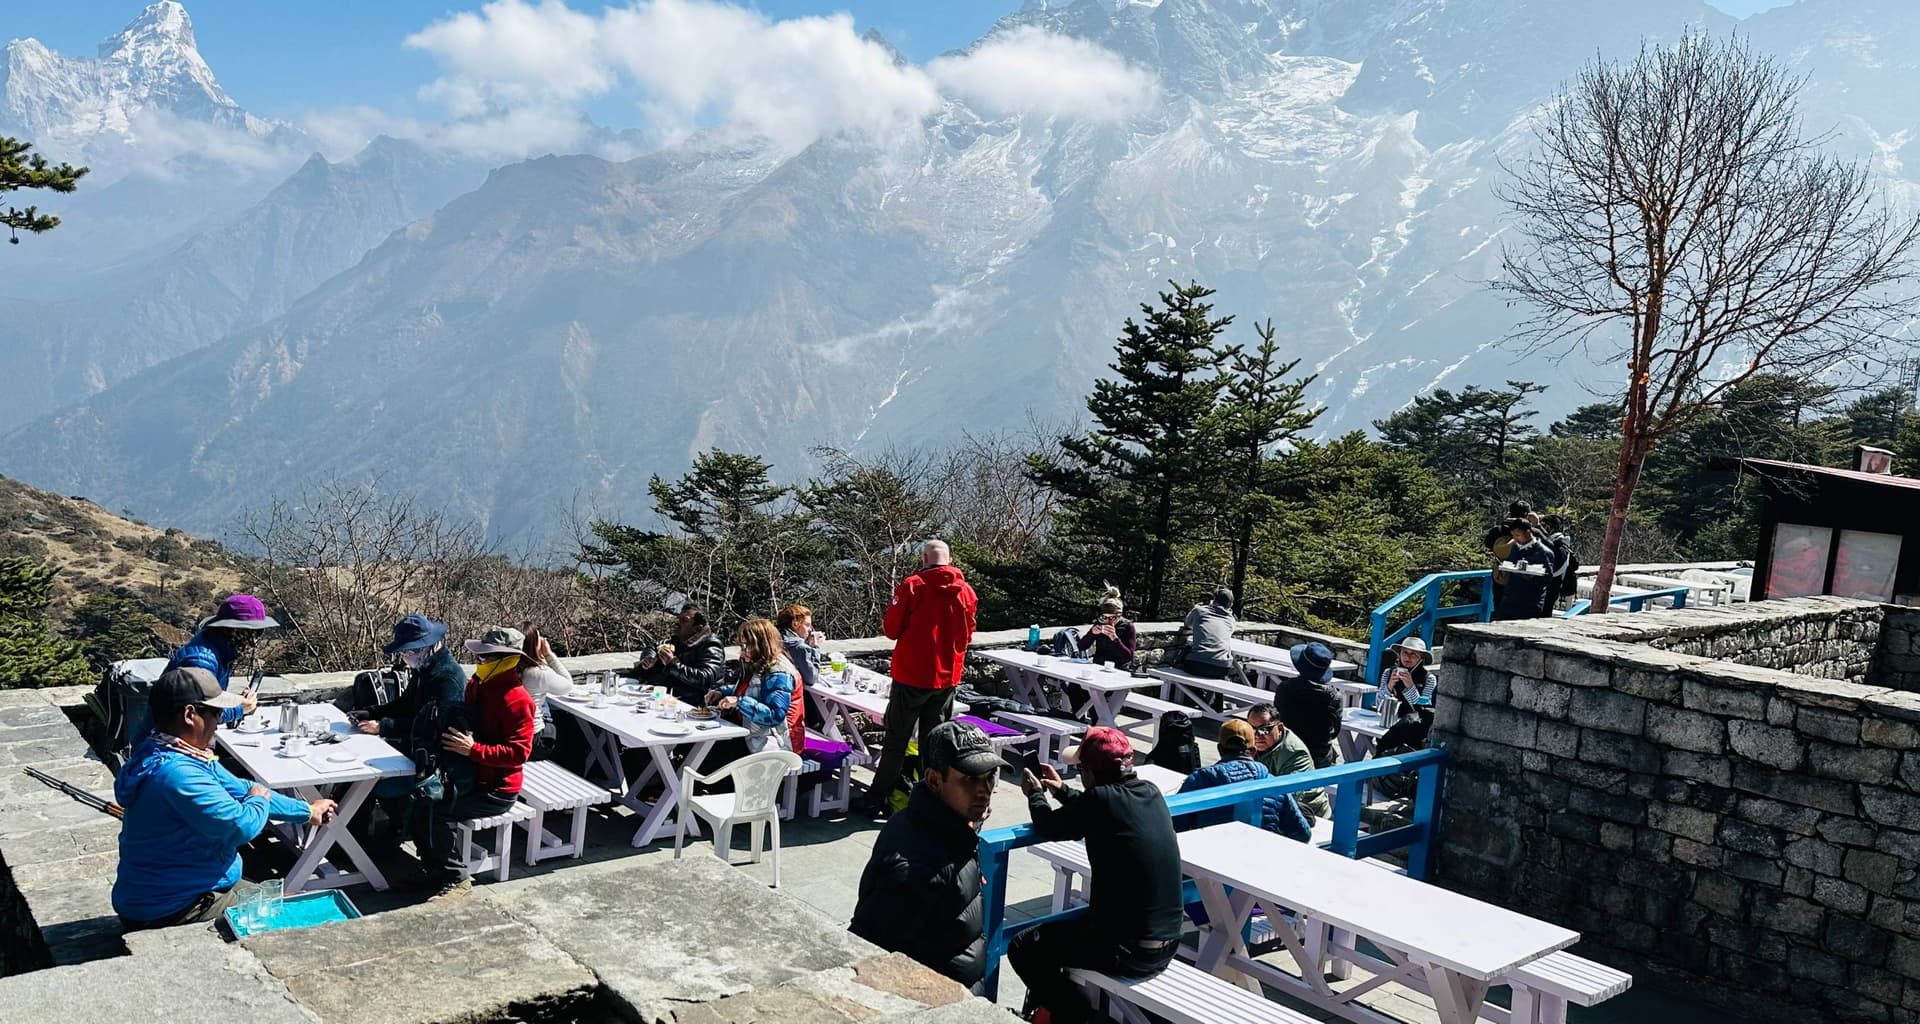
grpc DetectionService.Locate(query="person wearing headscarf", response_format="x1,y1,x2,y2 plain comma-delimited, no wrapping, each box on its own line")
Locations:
415,626,536,901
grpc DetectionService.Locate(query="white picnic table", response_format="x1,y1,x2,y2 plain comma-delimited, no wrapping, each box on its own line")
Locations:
216,704,413,895
1133,762,1187,795
1229,639,1358,677
808,666,896,764
549,691,748,848
1181,821,1579,1024
975,648,1159,727
1339,705,1394,764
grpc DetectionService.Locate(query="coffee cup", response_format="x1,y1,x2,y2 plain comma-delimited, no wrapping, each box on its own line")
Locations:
284,734,309,756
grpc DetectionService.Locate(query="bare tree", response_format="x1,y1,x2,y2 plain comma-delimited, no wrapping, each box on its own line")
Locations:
1497,32,1919,609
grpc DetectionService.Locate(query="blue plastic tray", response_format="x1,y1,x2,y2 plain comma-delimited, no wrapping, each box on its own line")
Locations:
224,888,361,938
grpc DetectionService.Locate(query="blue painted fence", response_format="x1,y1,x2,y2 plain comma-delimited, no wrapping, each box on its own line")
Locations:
1562,584,1691,617
975,747,1449,998
1364,570,1494,686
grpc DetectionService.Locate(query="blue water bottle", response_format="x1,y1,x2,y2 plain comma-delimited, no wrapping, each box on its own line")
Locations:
1027,624,1041,651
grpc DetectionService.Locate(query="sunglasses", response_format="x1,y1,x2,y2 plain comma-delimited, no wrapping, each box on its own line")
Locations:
1251,724,1278,735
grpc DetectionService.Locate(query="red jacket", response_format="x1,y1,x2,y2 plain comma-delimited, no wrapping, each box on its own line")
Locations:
884,564,978,690
464,668,537,795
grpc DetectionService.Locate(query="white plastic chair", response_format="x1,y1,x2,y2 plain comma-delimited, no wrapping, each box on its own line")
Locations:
672,748,804,887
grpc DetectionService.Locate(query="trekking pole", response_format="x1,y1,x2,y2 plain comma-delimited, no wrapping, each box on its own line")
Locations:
21,766,124,819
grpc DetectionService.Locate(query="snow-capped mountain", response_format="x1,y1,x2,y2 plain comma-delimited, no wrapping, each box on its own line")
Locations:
0,0,282,172
1,0,1913,543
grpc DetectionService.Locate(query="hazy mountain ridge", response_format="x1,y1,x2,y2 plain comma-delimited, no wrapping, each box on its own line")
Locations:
1,0,1913,544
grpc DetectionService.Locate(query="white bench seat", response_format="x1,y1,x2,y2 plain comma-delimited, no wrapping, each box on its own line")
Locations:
1150,668,1276,721
1117,692,1193,745
993,711,1086,768
1069,960,1317,1024
456,803,535,882
1508,951,1632,1024
1037,817,1347,914
516,760,611,866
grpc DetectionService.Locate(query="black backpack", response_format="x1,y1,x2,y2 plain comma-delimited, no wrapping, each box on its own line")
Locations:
1559,540,1582,598
1147,711,1201,775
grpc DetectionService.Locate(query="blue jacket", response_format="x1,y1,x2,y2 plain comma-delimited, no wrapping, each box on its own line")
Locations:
735,668,797,753
165,631,249,725
111,734,308,922
1179,755,1312,843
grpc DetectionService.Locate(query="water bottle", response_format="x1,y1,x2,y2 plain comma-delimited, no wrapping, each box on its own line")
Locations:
1027,624,1041,651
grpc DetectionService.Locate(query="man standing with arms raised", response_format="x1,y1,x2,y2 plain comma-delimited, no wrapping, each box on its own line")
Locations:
861,539,978,817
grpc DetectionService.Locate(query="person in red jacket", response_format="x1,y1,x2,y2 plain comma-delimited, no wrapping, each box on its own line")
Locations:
862,539,979,817
419,625,536,901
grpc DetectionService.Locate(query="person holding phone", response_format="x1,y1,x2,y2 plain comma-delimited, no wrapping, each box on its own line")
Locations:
1082,585,1137,670
1011,727,1182,1024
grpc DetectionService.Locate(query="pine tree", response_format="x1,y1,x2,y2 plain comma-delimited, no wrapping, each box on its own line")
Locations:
1,137,87,244
1030,281,1232,619
65,592,161,672
1216,320,1318,612
584,450,808,631
0,556,92,689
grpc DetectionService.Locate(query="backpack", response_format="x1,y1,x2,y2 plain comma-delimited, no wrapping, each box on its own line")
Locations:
1147,711,1201,775
887,738,923,813
351,666,406,712
89,658,170,769
1050,627,1084,660
1559,541,1582,598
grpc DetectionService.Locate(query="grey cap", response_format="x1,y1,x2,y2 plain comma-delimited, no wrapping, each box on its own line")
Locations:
465,625,528,659
923,721,1001,777
150,666,242,718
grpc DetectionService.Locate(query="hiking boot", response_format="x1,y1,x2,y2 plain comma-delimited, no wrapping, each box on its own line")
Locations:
427,876,473,902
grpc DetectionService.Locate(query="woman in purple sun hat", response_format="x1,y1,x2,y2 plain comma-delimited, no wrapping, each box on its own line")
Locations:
148,594,281,737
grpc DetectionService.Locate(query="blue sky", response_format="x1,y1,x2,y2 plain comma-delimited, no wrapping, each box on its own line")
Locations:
21,2,1021,123
22,1,1800,122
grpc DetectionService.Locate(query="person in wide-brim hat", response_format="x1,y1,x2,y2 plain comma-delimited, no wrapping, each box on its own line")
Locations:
465,625,529,661
1388,635,1433,665
194,593,280,632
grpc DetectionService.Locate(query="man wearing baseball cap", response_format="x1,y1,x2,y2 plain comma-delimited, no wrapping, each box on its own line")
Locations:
1012,726,1182,1024
112,667,335,930
850,720,1000,993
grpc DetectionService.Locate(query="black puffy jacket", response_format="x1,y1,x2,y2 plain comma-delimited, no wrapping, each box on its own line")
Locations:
1277,675,1342,768
849,783,985,992
639,632,729,703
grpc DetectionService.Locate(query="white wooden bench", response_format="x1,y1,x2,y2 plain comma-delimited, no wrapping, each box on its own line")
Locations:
992,711,1086,768
1506,952,1633,1024
1117,692,1192,745
1068,960,1317,1024
1151,667,1278,721
516,760,611,866
454,803,535,882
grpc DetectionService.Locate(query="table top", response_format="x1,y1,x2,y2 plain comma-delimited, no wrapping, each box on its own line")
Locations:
550,692,748,747
1179,822,1578,980
217,704,413,789
976,648,1160,693
811,679,893,718
1230,639,1358,675
1134,763,1186,796
1341,706,1393,738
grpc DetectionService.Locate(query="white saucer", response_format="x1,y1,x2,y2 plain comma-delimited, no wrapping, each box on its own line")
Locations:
650,723,692,737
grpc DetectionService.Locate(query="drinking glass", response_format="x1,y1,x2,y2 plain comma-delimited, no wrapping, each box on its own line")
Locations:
828,652,847,675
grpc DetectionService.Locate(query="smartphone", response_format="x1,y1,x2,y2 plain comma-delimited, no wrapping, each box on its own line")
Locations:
246,666,264,695
1022,751,1046,777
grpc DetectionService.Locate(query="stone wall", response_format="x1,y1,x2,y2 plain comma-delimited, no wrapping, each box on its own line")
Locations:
1633,600,1882,682
1875,606,1920,694
1435,597,1920,1024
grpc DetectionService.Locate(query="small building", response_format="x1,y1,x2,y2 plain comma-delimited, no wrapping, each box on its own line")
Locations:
1743,453,1919,604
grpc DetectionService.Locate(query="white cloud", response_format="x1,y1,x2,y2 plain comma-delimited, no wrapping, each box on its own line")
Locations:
928,26,1160,123
404,0,617,115
334,0,1161,160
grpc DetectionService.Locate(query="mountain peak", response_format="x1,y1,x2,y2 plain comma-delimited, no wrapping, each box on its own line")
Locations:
102,1,197,60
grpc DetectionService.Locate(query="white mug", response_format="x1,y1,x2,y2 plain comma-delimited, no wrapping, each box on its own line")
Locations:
284,734,308,756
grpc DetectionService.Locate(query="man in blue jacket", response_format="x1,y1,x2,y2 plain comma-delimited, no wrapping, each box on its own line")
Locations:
112,667,334,931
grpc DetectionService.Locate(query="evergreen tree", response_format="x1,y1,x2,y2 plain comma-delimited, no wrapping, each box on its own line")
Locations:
65,592,161,672
1842,387,1912,451
584,450,807,631
1030,281,1233,619
797,452,938,635
1215,320,1318,612
1,137,86,244
1374,381,1546,511
0,556,91,689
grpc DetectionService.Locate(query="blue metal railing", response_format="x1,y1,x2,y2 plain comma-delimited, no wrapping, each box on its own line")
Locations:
1365,570,1494,686
1561,584,1691,617
975,747,1449,998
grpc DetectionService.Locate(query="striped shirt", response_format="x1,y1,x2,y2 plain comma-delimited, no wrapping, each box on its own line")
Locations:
1376,666,1437,715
